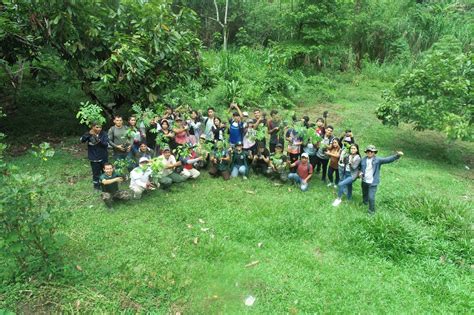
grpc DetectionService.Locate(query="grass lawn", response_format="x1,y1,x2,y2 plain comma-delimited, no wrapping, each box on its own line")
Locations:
1,74,472,313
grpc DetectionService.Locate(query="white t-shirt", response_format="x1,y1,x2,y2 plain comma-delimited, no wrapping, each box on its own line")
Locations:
161,155,177,176
130,167,152,190
364,157,374,184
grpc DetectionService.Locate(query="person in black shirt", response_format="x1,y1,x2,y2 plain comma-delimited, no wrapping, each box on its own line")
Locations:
252,142,270,175
80,122,109,190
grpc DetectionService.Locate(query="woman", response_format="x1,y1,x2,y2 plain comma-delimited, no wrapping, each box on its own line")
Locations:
326,138,341,188
187,110,202,143
173,116,189,147
332,143,361,206
212,117,225,143
156,119,175,154
128,116,145,154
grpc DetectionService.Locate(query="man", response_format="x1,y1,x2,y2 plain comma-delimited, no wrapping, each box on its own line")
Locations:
288,153,313,192
228,103,244,147
100,163,131,207
129,156,155,199
209,140,231,180
251,142,270,175
80,121,109,190
268,109,285,153
108,115,131,160
360,145,404,214
202,107,216,141
267,143,288,182
315,125,335,182
230,141,249,179
159,146,186,189
253,109,267,146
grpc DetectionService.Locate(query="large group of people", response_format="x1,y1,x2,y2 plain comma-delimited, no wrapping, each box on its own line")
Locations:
80,103,403,214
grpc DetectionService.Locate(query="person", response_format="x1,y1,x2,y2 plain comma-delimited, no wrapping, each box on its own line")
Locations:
129,157,156,199
173,117,189,147
209,140,231,180
315,125,334,182
315,118,326,137
231,142,249,179
228,103,244,147
202,107,216,141
187,110,202,143
267,143,288,182
253,109,267,146
100,163,131,207
158,146,186,189
243,119,257,157
211,117,225,142
286,127,303,171
288,152,313,191
162,106,175,125
128,116,145,154
251,142,270,175
108,115,131,160
326,138,341,188
146,115,162,152
332,143,361,207
359,145,404,214
268,110,284,153
80,121,109,190
157,119,175,153
340,129,355,146
195,134,211,169
179,146,202,179
134,142,154,164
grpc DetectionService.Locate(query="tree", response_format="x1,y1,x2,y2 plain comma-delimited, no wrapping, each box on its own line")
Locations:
376,36,473,141
0,0,204,117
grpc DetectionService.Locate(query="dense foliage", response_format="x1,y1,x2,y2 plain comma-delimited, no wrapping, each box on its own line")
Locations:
377,36,473,141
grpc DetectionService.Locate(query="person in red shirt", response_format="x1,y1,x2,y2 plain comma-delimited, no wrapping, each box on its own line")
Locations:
288,153,313,191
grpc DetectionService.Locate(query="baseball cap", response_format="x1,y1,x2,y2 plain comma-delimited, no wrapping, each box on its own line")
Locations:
139,157,150,163
301,153,309,158
162,146,171,152
364,145,378,153
275,143,283,148
242,111,249,117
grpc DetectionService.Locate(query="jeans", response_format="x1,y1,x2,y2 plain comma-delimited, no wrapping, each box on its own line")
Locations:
328,166,340,185
90,161,106,189
288,172,308,191
315,157,329,181
337,172,354,199
362,181,378,214
231,165,247,177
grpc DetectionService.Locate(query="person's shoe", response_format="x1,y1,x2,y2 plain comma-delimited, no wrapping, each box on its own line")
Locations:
243,176,248,180
333,184,338,188
327,182,333,187
332,198,342,207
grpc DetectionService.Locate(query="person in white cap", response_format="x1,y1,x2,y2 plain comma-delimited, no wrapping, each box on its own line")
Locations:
129,156,155,199
288,153,313,191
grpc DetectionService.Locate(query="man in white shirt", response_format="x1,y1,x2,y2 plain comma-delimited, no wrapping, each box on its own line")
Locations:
129,157,155,199
158,146,186,189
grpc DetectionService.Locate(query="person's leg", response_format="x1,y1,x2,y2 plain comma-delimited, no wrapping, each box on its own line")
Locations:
280,171,289,182
335,168,340,185
347,180,353,200
368,185,378,214
114,190,132,202
288,173,301,185
300,181,308,191
181,169,191,179
231,166,239,177
170,172,186,183
269,143,276,153
190,168,200,179
321,158,329,182
131,186,145,199
327,167,334,184
337,174,352,198
159,176,173,189
315,156,322,173
91,161,102,190
101,192,113,207
239,165,247,176
361,182,369,205
221,170,230,180
309,155,317,170
209,164,218,176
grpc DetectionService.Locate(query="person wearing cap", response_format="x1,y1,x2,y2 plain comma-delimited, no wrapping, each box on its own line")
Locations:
80,121,109,190
228,103,244,147
129,156,155,199
288,153,313,191
158,146,186,189
134,142,154,166
209,140,231,180
340,129,355,146
231,141,249,179
252,142,270,175
359,145,404,214
100,162,131,208
267,143,289,182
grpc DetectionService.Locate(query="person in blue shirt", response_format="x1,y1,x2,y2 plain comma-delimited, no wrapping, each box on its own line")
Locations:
80,121,109,190
228,103,244,147
359,145,404,214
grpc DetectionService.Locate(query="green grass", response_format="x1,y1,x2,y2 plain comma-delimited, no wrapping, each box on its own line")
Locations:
1,71,473,313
